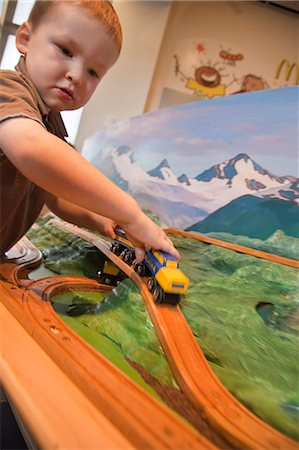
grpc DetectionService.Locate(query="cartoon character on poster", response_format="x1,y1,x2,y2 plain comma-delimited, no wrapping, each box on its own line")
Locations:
173,42,246,98
173,40,298,99
174,53,238,99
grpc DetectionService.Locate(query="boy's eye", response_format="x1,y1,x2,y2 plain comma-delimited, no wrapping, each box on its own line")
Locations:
60,46,72,57
88,68,99,79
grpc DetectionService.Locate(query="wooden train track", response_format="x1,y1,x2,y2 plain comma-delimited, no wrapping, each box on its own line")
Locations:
1,294,135,450
0,237,215,450
165,229,299,269
47,219,298,450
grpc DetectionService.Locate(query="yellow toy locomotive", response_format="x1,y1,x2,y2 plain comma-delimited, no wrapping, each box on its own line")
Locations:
110,228,189,305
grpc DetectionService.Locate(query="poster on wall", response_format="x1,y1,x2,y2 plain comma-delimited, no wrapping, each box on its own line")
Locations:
82,86,298,260
170,38,298,101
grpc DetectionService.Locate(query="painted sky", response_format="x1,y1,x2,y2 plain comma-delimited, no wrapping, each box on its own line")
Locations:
82,87,298,178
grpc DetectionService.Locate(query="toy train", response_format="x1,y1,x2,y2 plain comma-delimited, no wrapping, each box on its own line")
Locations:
109,228,189,305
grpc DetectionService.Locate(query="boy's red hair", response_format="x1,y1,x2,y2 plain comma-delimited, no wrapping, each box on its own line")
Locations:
29,1,122,52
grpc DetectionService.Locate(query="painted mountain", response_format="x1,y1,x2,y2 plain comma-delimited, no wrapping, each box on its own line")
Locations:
187,195,299,239
88,147,298,238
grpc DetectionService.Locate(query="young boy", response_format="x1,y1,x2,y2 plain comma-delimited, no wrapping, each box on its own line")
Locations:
0,0,179,263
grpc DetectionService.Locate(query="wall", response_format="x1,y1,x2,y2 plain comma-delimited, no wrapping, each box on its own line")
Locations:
145,1,299,111
75,0,171,150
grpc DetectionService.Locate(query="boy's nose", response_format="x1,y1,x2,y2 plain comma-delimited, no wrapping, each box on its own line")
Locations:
65,68,82,86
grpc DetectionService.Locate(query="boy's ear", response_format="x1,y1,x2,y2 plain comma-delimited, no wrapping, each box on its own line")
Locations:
16,22,32,55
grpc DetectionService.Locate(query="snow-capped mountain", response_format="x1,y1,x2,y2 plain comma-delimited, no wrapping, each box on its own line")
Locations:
255,180,299,204
89,146,297,229
195,153,291,185
185,153,295,210
178,174,191,186
147,159,192,186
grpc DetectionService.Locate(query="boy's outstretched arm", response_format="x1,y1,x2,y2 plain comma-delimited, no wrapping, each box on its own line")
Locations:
0,118,179,262
45,193,117,239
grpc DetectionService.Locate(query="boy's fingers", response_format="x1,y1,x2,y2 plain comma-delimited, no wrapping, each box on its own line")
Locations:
103,220,118,239
134,246,145,264
105,228,114,239
160,233,180,259
165,241,180,259
125,228,179,261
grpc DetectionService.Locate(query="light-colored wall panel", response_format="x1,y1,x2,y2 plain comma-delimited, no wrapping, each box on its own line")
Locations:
75,0,171,150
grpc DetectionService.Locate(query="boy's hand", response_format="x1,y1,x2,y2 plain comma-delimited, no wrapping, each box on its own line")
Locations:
122,213,180,263
96,217,117,240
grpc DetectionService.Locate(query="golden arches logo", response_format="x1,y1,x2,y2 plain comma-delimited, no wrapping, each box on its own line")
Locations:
275,60,298,84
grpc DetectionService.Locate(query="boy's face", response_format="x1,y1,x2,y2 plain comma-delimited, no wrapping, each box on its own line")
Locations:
17,3,119,111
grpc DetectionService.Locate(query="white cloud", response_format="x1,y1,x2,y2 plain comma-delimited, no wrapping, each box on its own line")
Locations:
251,134,281,143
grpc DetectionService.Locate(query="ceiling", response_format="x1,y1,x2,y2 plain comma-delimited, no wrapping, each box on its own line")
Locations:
259,1,299,14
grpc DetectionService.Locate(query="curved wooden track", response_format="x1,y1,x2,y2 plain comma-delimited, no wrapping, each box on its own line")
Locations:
47,220,298,450
1,293,135,450
165,229,299,269
1,240,215,449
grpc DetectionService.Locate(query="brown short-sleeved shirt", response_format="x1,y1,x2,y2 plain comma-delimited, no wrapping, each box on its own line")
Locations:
0,56,68,255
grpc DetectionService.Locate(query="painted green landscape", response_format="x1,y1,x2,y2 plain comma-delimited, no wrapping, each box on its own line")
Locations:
196,229,298,261
27,221,299,441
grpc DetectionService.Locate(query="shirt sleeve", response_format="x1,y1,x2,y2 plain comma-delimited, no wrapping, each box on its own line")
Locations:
0,70,46,129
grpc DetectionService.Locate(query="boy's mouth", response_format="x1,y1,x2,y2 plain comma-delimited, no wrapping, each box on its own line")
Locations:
57,87,74,100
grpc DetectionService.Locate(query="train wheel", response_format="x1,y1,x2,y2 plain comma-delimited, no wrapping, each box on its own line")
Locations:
134,263,145,276
147,277,155,291
153,285,164,304
114,244,121,256
110,243,116,254
123,251,132,264
120,250,127,260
